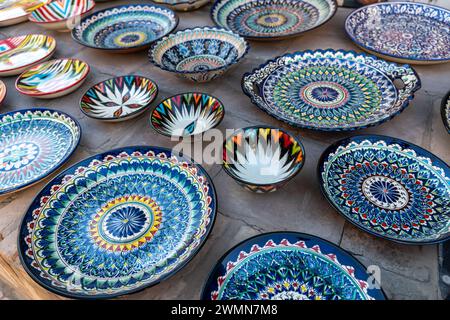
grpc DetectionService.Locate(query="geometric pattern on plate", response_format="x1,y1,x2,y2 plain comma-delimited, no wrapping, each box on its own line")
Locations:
29,0,95,23
0,0,50,26
153,0,211,12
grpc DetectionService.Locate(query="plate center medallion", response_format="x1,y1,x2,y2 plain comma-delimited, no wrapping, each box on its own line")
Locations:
0,142,39,172
300,81,350,109
362,175,409,210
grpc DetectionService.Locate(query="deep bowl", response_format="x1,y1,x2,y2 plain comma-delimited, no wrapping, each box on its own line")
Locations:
153,0,211,11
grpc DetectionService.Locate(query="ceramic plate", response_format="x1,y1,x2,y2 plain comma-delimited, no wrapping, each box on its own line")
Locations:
202,232,386,300
71,4,178,52
242,49,421,131
16,58,90,99
442,90,450,133
80,75,158,122
0,34,56,77
0,80,6,104
151,92,225,137
19,146,217,298
211,0,337,40
0,108,80,196
0,0,49,26
318,135,450,244
345,2,450,64
153,0,211,11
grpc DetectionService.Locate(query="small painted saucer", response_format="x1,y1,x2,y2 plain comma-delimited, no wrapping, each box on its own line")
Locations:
318,135,450,244
345,2,450,64
442,90,450,133
16,58,90,99
202,232,386,300
153,0,211,11
80,75,158,122
0,80,6,105
0,34,56,77
151,92,225,138
0,0,50,26
211,0,337,40
0,108,81,196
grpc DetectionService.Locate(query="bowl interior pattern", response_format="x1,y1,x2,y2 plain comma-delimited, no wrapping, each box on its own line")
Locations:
151,92,224,137
72,4,178,50
29,0,95,23
223,127,304,185
319,135,450,244
211,0,337,39
81,75,158,120
345,2,450,62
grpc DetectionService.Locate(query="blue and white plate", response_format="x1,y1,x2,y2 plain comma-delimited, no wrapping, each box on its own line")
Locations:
202,232,386,300
318,135,450,244
0,108,80,196
19,146,217,298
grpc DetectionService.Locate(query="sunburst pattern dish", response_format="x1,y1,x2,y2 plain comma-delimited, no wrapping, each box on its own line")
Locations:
0,0,49,26
0,80,6,105
211,0,337,40
223,126,305,193
19,146,217,298
0,108,80,196
80,75,158,122
318,135,450,244
16,58,90,99
151,92,225,138
242,49,421,131
153,0,211,11
442,90,450,133
202,232,386,300
0,34,56,77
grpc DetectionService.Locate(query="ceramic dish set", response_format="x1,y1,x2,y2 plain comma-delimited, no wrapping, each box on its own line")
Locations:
0,0,449,300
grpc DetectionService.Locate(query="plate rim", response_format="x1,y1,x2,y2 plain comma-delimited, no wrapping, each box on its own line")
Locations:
441,90,450,133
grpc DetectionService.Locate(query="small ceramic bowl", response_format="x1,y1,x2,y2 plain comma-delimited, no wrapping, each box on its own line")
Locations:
29,0,95,32
16,58,90,99
0,0,50,27
0,80,6,104
80,75,159,122
153,0,211,11
151,92,225,138
223,126,305,193
149,27,249,82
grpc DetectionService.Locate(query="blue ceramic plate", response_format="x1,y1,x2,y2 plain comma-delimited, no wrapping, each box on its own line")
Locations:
345,2,450,64
0,108,80,196
19,146,217,298
318,135,450,244
242,49,421,131
442,90,450,133
202,232,386,300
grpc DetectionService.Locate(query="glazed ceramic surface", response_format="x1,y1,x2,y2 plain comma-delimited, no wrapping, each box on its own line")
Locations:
0,109,80,196
16,58,89,99
442,90,450,133
202,232,386,300
223,127,305,193
19,146,217,298
319,135,450,244
242,49,421,131
0,0,49,26
80,75,158,122
0,80,6,104
345,2,450,64
151,92,224,137
0,34,56,77
149,27,249,82
153,0,211,11
211,0,337,40
71,4,178,52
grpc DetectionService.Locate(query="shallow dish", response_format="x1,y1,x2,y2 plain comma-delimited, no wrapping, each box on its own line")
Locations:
29,0,95,32
0,108,80,196
0,80,6,105
223,126,305,193
442,90,450,133
211,0,337,40
318,135,450,244
151,92,225,137
345,2,450,64
19,146,217,298
16,58,90,99
80,75,158,122
0,34,56,77
149,27,249,82
72,4,178,52
153,0,211,11
0,0,49,26
202,232,386,300
242,49,421,131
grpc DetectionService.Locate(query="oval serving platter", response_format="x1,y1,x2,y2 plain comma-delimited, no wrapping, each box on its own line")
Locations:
19,146,217,298
442,90,450,133
202,232,386,300
318,135,450,244
0,108,81,196
345,2,450,64
242,49,421,131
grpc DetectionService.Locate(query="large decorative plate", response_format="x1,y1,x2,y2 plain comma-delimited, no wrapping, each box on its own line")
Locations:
71,4,178,52
442,90,450,133
345,2,450,64
202,232,386,300
0,34,56,77
318,135,450,244
211,0,337,40
0,0,49,26
19,146,217,298
0,109,81,196
242,49,421,131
